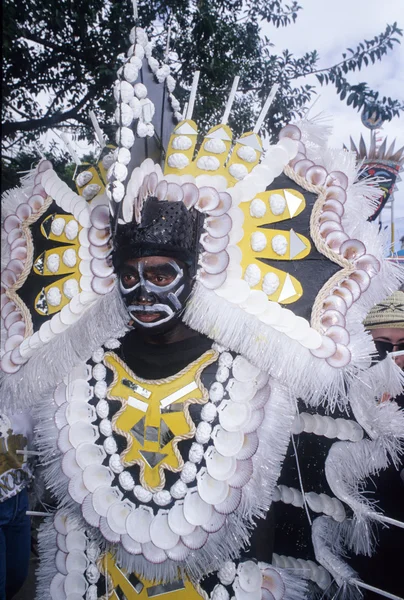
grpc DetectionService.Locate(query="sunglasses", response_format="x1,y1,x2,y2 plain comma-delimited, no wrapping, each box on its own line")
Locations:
373,340,404,359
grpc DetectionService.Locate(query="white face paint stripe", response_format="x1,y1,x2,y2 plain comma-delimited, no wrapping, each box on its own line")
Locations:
160,381,198,409
128,396,149,412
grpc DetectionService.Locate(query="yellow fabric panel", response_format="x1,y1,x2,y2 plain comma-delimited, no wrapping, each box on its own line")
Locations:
164,120,198,176
239,188,306,225
34,273,82,315
104,350,217,491
100,553,206,599
40,214,82,244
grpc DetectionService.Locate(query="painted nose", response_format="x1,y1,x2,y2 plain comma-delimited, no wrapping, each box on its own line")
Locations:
134,285,157,305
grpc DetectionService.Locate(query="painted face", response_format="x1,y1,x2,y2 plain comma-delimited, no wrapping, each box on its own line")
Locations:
119,256,192,331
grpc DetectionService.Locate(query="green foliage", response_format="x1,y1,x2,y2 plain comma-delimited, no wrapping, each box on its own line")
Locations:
2,0,403,162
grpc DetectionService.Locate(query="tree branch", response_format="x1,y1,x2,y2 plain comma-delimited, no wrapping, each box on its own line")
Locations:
2,90,95,136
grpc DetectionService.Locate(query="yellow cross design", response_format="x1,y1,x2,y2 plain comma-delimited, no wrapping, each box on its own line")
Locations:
104,350,217,492
99,553,206,599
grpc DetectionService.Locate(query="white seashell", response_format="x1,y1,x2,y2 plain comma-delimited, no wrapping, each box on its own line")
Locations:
65,220,79,240
229,163,248,180
205,446,237,481
114,146,132,165
201,403,217,423
183,488,214,526
271,234,288,256
76,171,93,188
46,253,60,273
197,156,220,171
235,432,259,460
104,437,117,455
180,461,197,484
141,541,167,564
121,534,142,555
107,500,133,534
204,139,227,154
227,378,257,403
119,471,135,490
216,366,230,383
244,264,261,287
262,272,280,295
82,464,113,493
181,525,209,550
116,127,135,150
188,442,204,464
218,400,251,433
218,561,237,586
212,425,244,457
92,363,106,381
69,422,99,448
251,232,267,252
107,162,128,182
62,279,79,299
94,380,107,399
172,136,192,151
195,421,212,444
134,83,147,99
92,486,123,517
62,248,77,268
237,146,257,162
209,381,224,403
150,512,179,550
126,506,153,543
109,453,123,473
153,490,172,506
250,198,266,218
237,560,263,592
167,153,189,169
170,480,188,499
232,356,260,382
47,286,62,306
51,217,65,236
68,473,89,504
82,184,101,201
270,193,286,215
201,509,226,533
99,516,120,543
166,540,191,561
123,63,139,83
214,486,241,514
85,564,100,585
218,351,233,367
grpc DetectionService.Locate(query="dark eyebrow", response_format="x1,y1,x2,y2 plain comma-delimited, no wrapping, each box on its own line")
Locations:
144,265,178,276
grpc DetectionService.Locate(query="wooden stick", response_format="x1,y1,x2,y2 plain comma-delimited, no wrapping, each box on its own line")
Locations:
26,511,52,518
185,71,200,121
89,110,106,149
350,579,404,600
221,76,240,125
60,132,81,166
253,84,280,134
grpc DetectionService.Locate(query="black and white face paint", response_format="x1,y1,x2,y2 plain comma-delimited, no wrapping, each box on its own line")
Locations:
119,257,191,330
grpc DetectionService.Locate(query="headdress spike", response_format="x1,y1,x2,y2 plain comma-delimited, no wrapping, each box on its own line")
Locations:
221,76,240,125
253,83,280,134
185,71,200,121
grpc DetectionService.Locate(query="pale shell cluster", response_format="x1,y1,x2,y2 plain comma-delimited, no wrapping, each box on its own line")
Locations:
55,349,273,567
291,412,363,442
280,122,381,369
108,26,182,206
1,159,53,374
211,560,288,600
272,553,331,591
5,165,114,370
272,484,346,522
49,510,101,600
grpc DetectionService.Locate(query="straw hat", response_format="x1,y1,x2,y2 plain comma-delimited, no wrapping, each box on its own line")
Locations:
364,290,404,330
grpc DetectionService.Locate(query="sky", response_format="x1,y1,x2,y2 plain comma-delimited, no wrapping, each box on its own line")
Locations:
38,0,404,251
264,0,404,253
